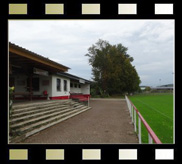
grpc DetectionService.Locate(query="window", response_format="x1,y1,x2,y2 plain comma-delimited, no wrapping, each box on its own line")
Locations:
74,83,77,88
57,78,61,91
78,84,81,88
64,80,67,91
70,83,73,88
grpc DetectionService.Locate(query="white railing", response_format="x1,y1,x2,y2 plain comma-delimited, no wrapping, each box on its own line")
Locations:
125,95,162,144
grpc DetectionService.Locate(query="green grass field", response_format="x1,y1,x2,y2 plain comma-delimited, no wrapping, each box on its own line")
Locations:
129,93,173,144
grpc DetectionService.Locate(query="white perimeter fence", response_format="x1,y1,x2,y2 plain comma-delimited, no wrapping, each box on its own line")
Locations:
125,95,162,144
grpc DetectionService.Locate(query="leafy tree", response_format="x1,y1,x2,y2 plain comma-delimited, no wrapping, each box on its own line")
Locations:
85,39,141,95
145,86,151,91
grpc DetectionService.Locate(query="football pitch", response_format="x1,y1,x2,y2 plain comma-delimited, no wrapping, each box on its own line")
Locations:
129,93,174,144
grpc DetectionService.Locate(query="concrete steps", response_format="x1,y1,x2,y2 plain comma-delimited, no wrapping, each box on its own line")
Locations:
11,105,69,119
9,100,91,143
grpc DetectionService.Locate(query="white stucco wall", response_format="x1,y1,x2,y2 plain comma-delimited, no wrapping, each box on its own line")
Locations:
51,75,70,97
11,74,89,98
70,82,82,93
12,74,52,97
37,75,52,96
70,82,90,95
81,84,90,94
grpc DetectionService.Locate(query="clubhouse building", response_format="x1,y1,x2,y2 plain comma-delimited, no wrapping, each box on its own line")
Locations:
9,42,91,101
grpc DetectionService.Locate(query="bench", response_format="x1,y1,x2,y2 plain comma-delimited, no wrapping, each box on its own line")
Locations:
70,94,88,102
12,92,32,100
12,92,49,100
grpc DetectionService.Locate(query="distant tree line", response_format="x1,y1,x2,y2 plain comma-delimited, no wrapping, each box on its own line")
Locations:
85,39,141,97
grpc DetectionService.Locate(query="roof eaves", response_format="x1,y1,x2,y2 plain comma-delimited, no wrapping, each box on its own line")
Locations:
9,42,70,70
57,72,92,83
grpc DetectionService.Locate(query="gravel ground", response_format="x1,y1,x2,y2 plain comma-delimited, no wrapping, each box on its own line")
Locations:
22,99,138,144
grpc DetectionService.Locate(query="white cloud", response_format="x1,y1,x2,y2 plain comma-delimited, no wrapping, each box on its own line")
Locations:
9,20,174,86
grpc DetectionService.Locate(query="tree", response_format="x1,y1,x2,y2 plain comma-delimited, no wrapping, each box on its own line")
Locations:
85,39,141,95
145,86,151,91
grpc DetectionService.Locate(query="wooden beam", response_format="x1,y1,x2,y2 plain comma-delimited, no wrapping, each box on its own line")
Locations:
9,45,69,72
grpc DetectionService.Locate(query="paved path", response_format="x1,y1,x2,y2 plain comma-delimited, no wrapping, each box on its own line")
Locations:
22,99,138,144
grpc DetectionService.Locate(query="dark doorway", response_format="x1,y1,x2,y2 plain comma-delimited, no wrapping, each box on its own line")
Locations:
27,77,40,91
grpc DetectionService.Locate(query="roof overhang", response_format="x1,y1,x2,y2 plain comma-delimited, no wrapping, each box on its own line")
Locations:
9,43,70,74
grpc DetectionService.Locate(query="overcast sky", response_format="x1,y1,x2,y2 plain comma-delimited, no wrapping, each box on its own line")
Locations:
9,20,174,87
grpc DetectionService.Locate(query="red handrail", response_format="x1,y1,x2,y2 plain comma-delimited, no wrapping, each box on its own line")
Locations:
127,96,162,144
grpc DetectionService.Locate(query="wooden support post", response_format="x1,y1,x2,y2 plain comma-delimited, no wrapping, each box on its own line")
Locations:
9,62,12,74
29,74,32,101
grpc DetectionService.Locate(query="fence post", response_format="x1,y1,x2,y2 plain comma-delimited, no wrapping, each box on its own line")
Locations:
138,116,142,144
130,103,132,116
148,133,153,144
125,95,162,144
131,106,134,123
88,97,89,107
127,98,129,111
134,109,137,132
